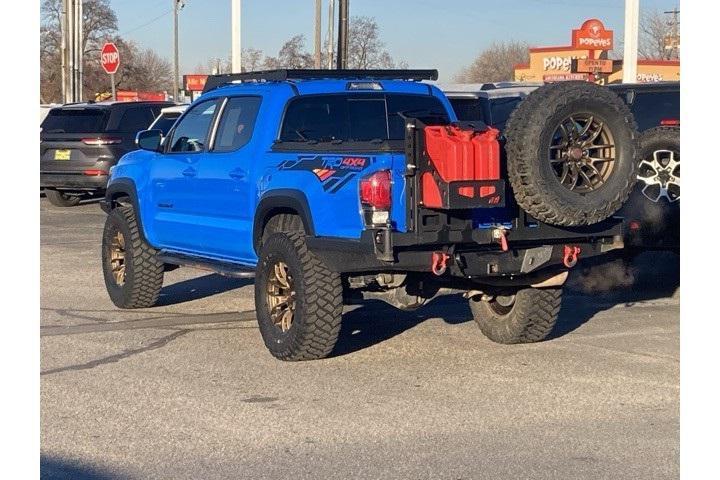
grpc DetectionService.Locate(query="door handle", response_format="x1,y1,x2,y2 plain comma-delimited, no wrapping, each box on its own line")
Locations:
182,167,197,177
229,169,247,180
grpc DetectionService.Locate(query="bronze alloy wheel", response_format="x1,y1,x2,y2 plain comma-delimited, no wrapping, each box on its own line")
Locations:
110,230,126,286
266,261,296,332
549,114,616,194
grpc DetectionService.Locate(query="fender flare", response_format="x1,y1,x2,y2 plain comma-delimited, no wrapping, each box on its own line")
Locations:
254,189,316,252
102,178,150,243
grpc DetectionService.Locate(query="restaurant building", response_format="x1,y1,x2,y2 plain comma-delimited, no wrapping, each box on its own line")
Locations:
513,19,680,84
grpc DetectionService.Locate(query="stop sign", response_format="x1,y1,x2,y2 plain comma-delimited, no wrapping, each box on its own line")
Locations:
100,42,120,75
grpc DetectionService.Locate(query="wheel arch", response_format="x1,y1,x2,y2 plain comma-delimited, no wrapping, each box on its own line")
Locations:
102,178,150,243
254,189,316,254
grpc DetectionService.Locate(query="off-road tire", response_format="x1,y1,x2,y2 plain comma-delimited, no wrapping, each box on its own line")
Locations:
45,189,81,207
102,205,164,308
505,81,639,226
640,126,679,154
469,287,563,344
255,232,343,361
261,213,305,246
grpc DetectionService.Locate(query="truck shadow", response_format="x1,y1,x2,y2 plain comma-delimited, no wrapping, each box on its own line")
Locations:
156,273,253,306
40,455,130,480
332,251,679,357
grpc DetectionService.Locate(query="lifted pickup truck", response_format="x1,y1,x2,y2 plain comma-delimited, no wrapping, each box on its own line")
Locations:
100,70,637,361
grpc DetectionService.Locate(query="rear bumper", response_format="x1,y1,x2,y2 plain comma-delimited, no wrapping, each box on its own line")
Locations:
40,172,108,190
307,216,625,282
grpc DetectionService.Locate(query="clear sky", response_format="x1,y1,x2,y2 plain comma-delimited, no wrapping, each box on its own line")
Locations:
111,0,677,80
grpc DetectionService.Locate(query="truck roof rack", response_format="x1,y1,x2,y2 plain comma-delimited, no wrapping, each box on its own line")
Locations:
202,69,439,93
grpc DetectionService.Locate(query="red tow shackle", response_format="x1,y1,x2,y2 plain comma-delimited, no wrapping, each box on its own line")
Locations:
431,252,450,276
563,245,581,268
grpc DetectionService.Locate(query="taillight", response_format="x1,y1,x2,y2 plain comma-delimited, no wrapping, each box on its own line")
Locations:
360,170,392,210
82,137,122,145
660,118,680,126
83,169,108,176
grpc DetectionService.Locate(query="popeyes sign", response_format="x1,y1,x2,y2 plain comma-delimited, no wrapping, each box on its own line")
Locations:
572,19,613,50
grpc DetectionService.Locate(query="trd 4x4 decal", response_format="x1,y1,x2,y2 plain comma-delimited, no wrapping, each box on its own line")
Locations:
279,155,373,193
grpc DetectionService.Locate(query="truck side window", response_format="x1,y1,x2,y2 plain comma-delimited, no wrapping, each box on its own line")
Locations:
213,97,262,152
168,100,218,153
280,95,348,142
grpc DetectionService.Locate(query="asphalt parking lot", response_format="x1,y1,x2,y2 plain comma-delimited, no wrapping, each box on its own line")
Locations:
40,199,679,480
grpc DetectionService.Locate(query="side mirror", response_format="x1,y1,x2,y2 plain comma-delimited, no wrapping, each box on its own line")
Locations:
135,129,163,152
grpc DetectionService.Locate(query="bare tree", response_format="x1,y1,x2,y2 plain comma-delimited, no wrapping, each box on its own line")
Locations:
242,48,264,72
41,0,119,102
123,47,174,91
41,0,174,101
455,41,530,83
347,16,399,69
639,9,680,60
263,35,314,69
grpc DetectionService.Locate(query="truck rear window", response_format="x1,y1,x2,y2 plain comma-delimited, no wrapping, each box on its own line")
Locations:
41,108,109,133
279,93,449,145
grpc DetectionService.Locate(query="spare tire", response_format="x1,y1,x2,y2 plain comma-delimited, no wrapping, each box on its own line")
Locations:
504,81,639,226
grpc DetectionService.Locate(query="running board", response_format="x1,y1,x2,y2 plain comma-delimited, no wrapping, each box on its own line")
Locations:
157,251,255,278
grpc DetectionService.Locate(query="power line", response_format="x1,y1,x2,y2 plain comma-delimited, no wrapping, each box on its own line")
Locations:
120,8,172,36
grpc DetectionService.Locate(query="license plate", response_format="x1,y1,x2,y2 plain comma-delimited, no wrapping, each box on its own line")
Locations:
54,149,71,160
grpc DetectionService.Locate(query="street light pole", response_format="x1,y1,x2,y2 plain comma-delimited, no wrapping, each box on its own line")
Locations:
623,0,639,83
314,0,322,68
336,0,349,69
327,0,335,69
231,0,242,72
173,0,181,100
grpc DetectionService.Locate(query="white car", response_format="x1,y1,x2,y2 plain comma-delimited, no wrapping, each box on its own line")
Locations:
148,104,189,135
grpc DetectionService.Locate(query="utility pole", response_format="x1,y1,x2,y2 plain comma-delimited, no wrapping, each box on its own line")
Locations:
60,0,85,103
77,0,83,101
231,0,242,72
664,7,680,59
336,0,349,69
61,0,68,103
327,0,335,69
314,0,322,68
622,0,639,83
173,1,183,101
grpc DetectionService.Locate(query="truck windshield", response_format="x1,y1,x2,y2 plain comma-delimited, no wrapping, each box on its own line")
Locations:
41,108,109,133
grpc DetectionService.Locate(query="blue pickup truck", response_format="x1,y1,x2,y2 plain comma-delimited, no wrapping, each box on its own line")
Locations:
100,70,638,361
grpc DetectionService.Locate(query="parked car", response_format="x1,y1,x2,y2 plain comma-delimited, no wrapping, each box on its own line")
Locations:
440,82,543,131
40,100,174,207
147,104,189,136
101,71,639,361
442,81,680,255
608,82,680,255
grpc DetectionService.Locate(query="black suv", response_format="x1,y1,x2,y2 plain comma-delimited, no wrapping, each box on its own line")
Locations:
608,82,680,255
40,101,174,206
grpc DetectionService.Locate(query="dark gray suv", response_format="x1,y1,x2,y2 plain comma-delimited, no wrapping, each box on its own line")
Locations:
41,101,174,206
